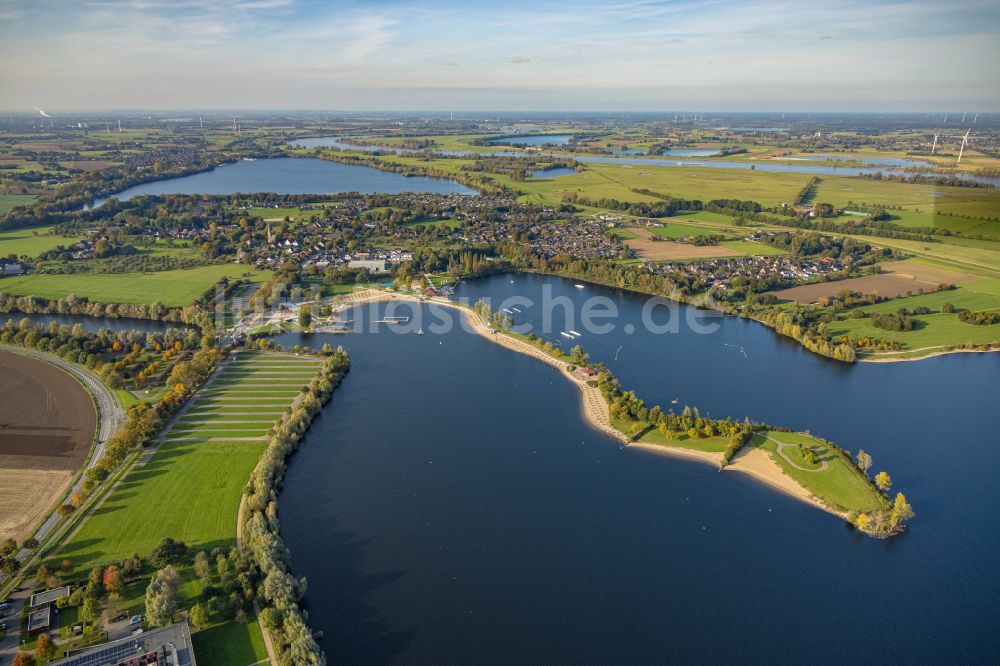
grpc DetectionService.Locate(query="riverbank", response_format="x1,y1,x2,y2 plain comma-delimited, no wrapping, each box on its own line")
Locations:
860,346,1000,363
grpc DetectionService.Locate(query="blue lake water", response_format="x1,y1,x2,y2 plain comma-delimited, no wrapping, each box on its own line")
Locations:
275,274,1000,663
789,154,932,167
91,158,477,206
488,133,574,146
529,167,577,178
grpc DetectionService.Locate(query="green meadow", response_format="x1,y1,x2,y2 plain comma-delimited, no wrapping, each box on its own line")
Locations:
753,432,886,513
0,224,84,257
0,264,272,306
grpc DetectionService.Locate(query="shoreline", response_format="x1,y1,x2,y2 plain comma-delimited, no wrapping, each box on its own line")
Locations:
527,271,999,366
860,346,1000,363
381,293,847,520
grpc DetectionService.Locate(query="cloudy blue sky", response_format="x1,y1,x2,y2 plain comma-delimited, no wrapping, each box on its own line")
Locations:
1,0,997,111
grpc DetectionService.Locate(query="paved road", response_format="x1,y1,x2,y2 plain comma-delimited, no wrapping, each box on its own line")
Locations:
0,346,126,560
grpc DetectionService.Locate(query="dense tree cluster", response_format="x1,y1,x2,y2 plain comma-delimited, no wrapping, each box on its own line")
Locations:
870,312,916,332
958,310,1000,325
241,348,351,665
0,291,212,331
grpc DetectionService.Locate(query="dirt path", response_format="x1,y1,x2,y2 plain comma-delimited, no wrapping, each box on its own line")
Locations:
767,435,828,472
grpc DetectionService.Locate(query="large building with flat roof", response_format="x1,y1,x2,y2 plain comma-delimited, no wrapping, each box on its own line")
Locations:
48,621,197,666
27,585,70,635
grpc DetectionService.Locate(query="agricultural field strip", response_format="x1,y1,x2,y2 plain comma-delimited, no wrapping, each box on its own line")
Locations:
158,353,322,443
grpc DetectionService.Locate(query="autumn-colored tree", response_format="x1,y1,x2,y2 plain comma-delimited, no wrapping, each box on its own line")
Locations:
13,653,35,666
891,492,915,528
35,634,56,660
35,562,50,583
874,471,892,492
856,450,873,475
104,564,124,597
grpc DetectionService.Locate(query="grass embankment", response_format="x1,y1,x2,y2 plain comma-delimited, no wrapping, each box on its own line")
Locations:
0,265,272,307
54,352,322,661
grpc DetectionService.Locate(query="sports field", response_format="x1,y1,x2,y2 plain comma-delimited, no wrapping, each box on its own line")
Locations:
57,353,322,570
50,352,322,661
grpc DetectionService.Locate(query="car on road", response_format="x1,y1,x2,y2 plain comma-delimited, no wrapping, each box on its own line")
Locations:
111,613,127,623
130,614,142,625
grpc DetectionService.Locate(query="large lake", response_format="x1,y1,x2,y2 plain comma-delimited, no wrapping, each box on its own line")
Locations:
275,273,1000,663
90,157,477,206
488,133,574,146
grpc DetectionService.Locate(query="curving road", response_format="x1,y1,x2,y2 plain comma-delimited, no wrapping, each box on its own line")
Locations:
0,345,126,556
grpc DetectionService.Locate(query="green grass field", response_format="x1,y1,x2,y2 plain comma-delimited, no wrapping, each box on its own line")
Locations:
53,352,322,662
0,264,272,306
815,175,1000,221
829,278,1000,351
0,224,84,257
624,420,732,453
57,439,266,571
192,618,269,666
752,432,886,512
0,194,36,214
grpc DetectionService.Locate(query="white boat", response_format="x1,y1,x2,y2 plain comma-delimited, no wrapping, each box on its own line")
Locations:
575,284,585,289
560,332,574,339
417,328,424,335
568,330,581,337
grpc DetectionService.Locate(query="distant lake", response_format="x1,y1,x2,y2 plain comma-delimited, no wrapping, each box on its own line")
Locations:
90,158,477,206
275,274,1000,663
665,149,719,157
790,154,932,167
529,167,577,178
488,134,574,146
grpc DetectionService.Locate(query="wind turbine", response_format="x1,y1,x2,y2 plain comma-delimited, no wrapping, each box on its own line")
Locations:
118,119,122,133
957,129,971,164
930,134,939,153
